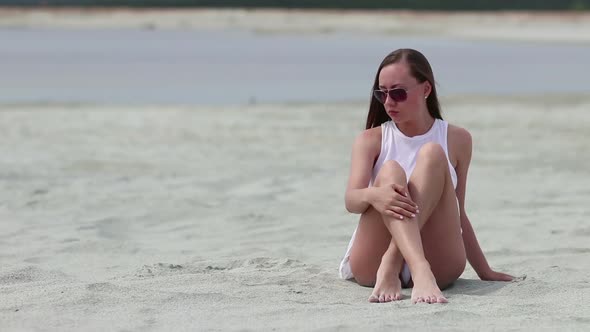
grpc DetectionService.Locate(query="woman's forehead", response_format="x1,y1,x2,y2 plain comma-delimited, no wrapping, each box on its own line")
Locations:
379,63,413,86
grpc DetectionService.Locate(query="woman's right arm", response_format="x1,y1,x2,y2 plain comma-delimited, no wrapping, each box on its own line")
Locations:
344,128,418,218
344,129,380,214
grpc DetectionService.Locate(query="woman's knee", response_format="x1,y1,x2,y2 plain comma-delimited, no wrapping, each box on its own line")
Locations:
374,160,407,185
430,251,466,289
417,142,447,167
349,262,376,287
438,258,466,289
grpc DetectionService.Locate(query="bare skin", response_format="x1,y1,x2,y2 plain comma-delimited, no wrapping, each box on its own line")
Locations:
352,145,465,304
344,61,514,304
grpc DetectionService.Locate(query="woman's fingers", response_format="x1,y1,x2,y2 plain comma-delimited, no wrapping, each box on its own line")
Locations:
396,193,417,208
386,207,415,219
392,185,418,208
498,272,514,281
394,200,419,214
385,209,405,220
392,184,409,197
392,206,416,218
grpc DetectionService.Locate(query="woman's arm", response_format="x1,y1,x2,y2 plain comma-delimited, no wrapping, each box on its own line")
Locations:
450,125,513,281
344,129,381,214
345,128,418,219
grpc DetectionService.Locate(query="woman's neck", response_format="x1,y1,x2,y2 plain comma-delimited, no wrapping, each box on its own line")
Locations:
396,112,435,138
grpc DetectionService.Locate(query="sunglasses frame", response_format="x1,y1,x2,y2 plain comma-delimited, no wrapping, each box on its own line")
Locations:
373,83,423,104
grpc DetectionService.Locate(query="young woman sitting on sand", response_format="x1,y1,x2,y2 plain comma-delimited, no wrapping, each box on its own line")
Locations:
339,48,513,304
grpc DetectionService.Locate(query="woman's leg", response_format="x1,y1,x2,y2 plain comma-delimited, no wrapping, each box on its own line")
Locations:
348,162,407,303
348,143,466,303
400,143,466,303
407,144,466,293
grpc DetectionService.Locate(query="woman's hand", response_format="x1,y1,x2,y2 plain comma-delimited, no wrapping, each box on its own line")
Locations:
369,184,419,220
479,269,514,282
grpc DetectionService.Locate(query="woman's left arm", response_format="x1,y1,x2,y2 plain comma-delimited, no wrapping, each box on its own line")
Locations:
451,126,513,282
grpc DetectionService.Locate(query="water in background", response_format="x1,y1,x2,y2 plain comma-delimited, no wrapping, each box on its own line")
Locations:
1,28,589,106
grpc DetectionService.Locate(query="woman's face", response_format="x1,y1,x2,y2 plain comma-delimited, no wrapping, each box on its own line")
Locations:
377,62,430,123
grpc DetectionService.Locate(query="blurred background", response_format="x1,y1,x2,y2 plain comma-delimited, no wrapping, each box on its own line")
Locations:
0,1,589,9
0,2,589,106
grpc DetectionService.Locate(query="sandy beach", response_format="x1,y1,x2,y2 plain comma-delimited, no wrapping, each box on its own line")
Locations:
1,94,590,330
1,7,590,331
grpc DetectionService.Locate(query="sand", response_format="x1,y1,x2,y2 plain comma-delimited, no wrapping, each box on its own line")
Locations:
1,94,590,330
1,7,590,331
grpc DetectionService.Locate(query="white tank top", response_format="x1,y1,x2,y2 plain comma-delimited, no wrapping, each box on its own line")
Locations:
371,119,458,189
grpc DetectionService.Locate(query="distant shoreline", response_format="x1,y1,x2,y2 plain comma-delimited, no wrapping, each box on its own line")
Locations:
1,8,590,43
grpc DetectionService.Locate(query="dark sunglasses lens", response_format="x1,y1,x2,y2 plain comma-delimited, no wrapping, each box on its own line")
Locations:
389,89,407,102
373,90,387,103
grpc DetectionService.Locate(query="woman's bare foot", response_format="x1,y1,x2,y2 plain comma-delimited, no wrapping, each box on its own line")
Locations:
410,262,448,304
368,259,403,303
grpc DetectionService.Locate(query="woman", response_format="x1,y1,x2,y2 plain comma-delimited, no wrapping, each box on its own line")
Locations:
339,49,513,304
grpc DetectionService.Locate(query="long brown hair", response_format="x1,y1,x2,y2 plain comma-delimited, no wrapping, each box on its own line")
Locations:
365,49,443,129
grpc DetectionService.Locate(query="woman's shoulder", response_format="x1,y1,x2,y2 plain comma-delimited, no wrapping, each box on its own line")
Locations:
447,123,472,142
353,126,383,154
447,123,473,158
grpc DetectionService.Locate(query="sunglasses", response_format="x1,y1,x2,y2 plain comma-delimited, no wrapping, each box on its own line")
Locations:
373,88,408,104
373,83,422,104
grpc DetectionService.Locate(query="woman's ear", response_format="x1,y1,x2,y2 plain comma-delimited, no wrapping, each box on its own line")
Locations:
424,81,432,98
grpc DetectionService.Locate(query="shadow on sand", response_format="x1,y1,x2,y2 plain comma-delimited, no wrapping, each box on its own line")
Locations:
445,276,526,296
